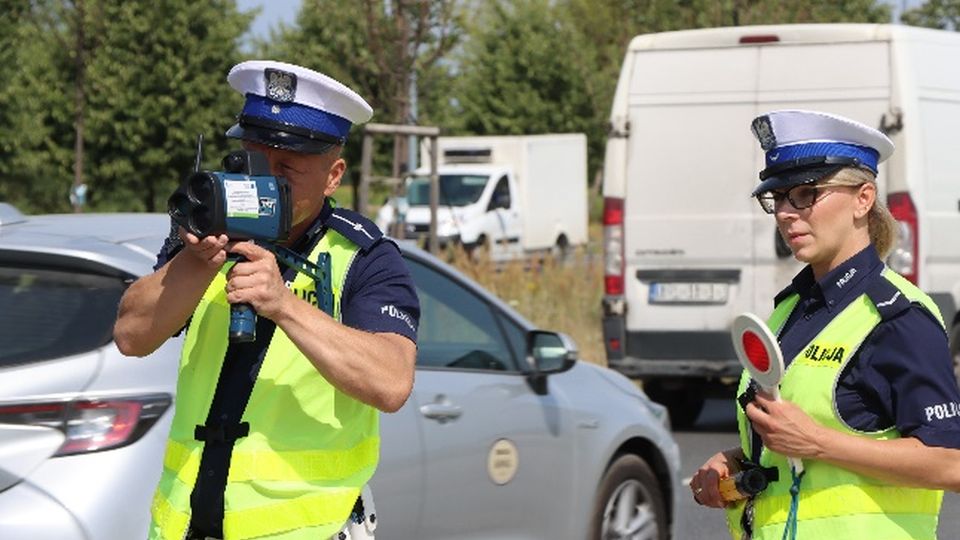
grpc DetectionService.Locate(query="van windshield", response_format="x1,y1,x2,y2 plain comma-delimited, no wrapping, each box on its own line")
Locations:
406,174,489,207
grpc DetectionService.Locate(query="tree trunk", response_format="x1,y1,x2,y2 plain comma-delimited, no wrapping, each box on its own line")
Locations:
72,0,86,213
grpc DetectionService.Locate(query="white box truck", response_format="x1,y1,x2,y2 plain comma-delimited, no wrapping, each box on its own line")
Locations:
377,134,588,259
601,24,960,426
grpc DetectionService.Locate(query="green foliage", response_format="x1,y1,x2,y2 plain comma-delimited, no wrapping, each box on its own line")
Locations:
263,0,463,197
452,0,603,178
0,1,252,214
84,1,253,212
0,2,75,213
902,0,960,30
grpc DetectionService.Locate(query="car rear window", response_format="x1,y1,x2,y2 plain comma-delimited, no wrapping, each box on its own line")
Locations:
0,265,126,367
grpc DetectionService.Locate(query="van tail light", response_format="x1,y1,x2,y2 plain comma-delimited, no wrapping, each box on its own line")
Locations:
0,394,171,456
604,197,625,296
887,192,919,284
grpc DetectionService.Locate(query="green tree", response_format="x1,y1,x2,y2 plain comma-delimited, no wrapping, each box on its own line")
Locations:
84,0,254,212
901,0,960,29
0,1,89,213
454,0,892,186
264,0,463,199
452,0,612,184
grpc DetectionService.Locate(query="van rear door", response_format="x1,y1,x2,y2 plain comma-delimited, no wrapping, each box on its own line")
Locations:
753,38,892,309
622,45,759,375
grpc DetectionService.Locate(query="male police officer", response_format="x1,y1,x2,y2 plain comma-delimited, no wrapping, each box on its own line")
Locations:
114,60,419,540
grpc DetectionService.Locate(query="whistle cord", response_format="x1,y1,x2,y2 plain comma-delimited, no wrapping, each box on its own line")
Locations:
781,467,803,540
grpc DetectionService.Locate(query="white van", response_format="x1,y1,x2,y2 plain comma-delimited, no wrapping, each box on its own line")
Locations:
377,134,588,260
601,23,960,426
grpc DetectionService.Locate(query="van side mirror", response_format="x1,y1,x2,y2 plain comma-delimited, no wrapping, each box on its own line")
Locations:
526,331,578,395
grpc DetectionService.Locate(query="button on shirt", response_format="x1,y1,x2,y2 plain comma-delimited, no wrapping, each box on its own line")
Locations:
154,198,419,537
775,246,960,449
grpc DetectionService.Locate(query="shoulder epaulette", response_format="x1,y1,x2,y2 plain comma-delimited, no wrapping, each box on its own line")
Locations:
327,207,384,252
865,275,913,322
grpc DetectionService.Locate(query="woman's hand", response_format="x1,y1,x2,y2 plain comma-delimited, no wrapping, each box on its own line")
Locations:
691,447,743,508
745,391,827,460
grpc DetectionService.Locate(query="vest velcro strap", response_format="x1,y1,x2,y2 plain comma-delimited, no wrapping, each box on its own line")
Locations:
151,487,190,540
194,422,250,443
754,483,942,525
163,436,379,483
223,487,360,539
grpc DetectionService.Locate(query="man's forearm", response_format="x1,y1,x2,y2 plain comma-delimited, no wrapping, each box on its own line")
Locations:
114,252,219,356
273,294,416,413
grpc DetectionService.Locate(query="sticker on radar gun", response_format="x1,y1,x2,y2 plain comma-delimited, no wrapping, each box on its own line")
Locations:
224,180,260,218
487,439,519,485
730,312,784,395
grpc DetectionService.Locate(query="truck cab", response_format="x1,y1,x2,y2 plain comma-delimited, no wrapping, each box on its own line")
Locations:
397,164,521,256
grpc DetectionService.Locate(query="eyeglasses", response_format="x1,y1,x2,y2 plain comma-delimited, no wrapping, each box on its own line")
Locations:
756,183,831,214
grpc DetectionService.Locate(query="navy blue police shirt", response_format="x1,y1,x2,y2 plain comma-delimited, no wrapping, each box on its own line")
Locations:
154,198,419,536
774,245,960,449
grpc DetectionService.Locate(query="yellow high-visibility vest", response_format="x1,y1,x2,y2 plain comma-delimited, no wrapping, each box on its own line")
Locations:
726,268,944,540
149,229,379,540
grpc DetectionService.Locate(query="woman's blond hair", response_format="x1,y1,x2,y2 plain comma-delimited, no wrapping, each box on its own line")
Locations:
822,167,898,259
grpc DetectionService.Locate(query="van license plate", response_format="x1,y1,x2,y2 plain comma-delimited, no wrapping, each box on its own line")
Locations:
649,282,728,304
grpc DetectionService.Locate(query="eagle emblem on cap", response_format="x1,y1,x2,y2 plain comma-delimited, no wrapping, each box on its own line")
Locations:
265,68,297,103
751,115,777,151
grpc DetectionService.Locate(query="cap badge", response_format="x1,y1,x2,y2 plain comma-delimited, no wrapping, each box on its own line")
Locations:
265,68,297,103
752,115,777,151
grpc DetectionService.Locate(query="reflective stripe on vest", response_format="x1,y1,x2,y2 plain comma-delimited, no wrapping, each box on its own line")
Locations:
149,230,379,540
726,268,944,540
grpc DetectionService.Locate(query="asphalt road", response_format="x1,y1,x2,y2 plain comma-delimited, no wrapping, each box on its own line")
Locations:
671,399,960,539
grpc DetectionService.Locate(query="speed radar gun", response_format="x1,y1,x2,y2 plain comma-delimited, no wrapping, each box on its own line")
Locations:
167,135,333,342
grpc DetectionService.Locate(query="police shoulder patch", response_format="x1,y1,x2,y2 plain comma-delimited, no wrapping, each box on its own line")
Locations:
865,276,912,322
328,207,384,252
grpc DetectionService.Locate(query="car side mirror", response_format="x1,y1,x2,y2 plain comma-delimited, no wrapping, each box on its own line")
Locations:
526,331,578,395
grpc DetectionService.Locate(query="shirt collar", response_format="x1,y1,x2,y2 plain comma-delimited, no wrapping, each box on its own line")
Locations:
290,197,335,253
788,245,882,312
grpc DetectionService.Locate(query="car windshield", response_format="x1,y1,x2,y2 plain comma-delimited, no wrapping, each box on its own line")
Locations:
406,174,489,207
0,264,126,367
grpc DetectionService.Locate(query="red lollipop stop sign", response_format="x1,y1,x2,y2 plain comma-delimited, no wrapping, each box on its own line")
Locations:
731,312,804,474
731,312,784,399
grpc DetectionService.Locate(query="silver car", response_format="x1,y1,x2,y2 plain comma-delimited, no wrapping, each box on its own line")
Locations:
0,204,680,539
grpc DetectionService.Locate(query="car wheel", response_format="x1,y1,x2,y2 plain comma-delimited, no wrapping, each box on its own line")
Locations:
591,454,667,540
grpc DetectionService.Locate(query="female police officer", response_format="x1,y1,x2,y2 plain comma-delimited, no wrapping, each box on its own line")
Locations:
690,110,960,539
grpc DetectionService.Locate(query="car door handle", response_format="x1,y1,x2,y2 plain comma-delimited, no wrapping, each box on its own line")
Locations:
419,402,463,423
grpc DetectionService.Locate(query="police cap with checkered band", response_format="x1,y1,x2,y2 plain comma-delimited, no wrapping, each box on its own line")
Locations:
750,110,894,196
225,60,373,154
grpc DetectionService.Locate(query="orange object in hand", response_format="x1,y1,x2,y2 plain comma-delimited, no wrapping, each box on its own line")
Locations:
718,467,771,502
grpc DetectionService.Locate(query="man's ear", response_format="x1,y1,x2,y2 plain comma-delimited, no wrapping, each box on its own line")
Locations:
324,157,346,197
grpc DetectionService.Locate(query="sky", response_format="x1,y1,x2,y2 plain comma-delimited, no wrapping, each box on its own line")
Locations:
236,0,302,42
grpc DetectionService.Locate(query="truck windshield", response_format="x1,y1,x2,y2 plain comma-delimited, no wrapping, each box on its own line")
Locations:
406,174,489,207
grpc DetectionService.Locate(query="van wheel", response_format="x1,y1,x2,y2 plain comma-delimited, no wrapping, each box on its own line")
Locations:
590,454,667,540
550,234,571,263
643,379,704,430
951,323,960,386
467,235,489,261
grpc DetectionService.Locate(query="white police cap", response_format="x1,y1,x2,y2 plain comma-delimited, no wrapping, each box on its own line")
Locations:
750,109,894,196
225,60,373,154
